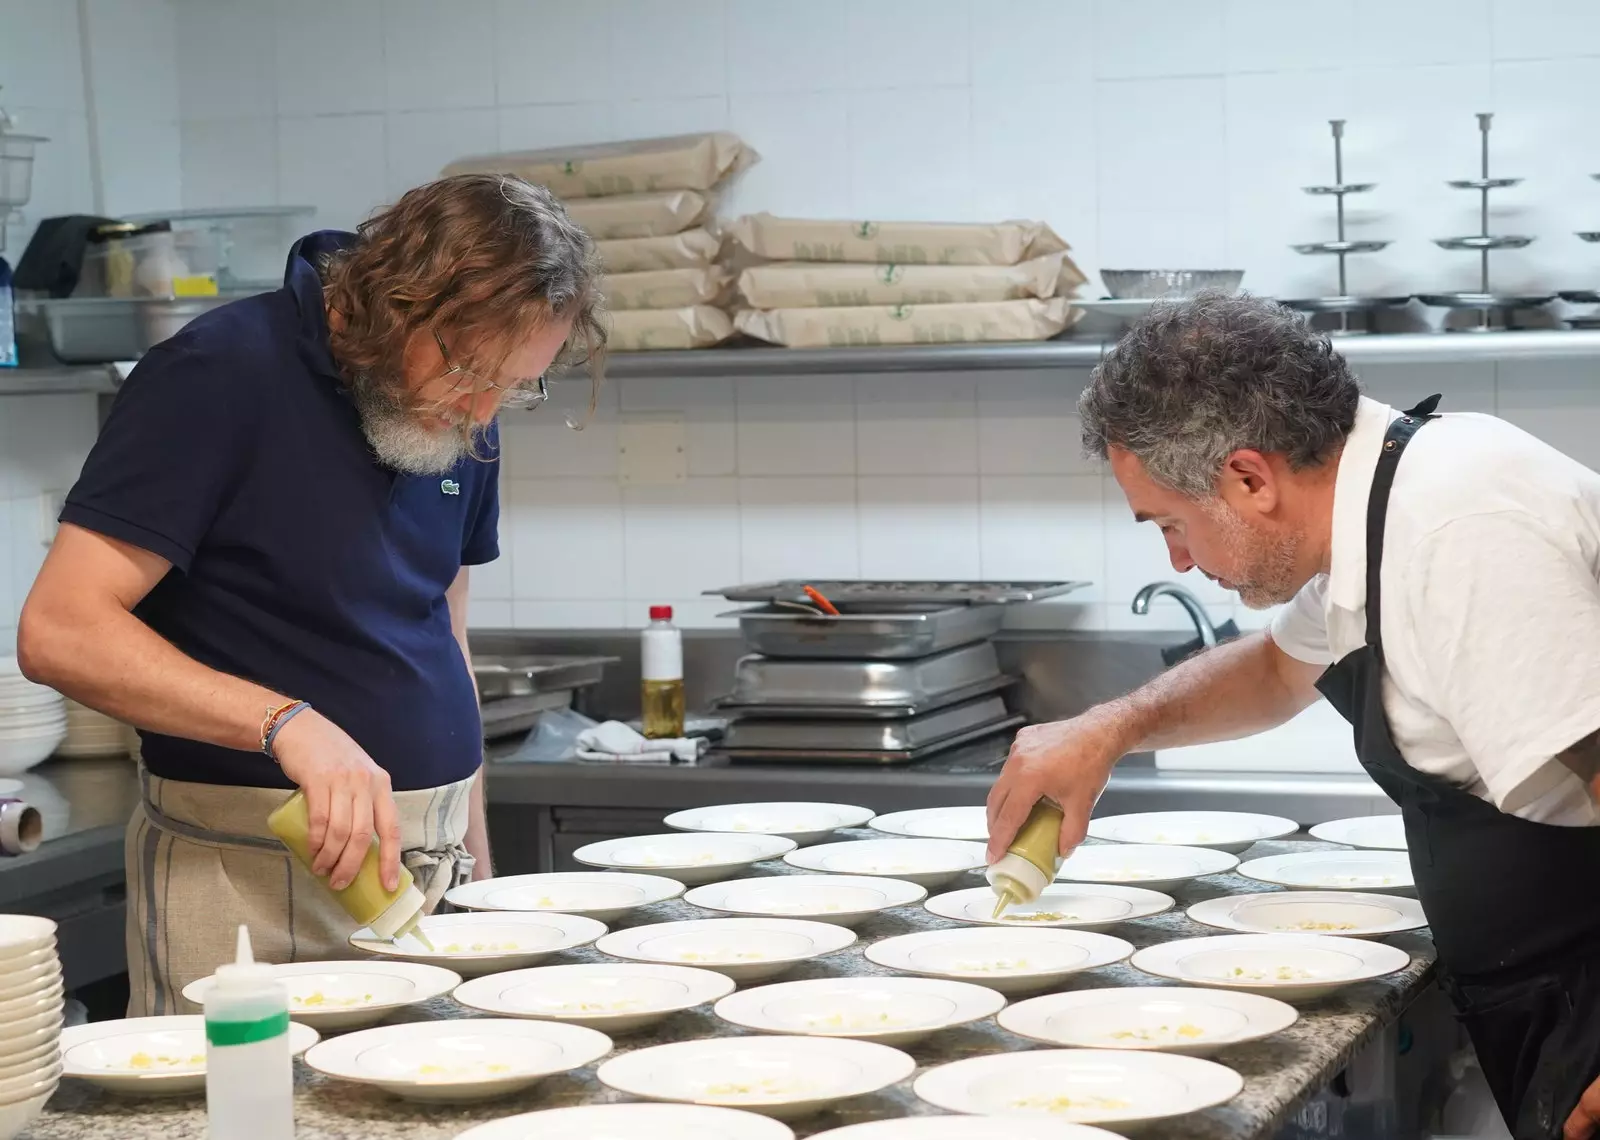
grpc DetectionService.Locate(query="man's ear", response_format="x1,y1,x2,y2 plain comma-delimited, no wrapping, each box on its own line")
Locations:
1219,449,1279,515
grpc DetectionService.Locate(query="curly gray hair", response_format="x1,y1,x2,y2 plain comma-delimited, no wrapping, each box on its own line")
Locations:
1079,293,1360,497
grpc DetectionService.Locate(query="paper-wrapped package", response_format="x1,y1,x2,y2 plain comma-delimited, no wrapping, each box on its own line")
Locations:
565,191,711,240
737,253,1084,309
735,298,1077,348
603,266,730,310
442,132,755,198
596,229,721,273
609,306,734,352
728,214,1069,267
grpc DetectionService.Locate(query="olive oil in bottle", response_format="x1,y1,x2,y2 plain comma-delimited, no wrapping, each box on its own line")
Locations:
641,604,685,739
987,799,1066,917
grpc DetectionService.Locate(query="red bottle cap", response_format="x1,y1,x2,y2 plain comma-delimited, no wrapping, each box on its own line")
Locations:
649,605,673,621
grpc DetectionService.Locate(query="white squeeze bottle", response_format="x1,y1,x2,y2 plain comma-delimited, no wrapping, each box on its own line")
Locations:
205,926,293,1140
641,604,685,739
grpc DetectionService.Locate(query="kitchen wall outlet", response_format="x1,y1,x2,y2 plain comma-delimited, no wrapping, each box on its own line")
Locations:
39,490,65,546
618,413,687,485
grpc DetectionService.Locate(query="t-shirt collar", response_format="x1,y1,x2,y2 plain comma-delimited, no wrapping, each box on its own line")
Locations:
282,230,357,383
1327,395,1401,612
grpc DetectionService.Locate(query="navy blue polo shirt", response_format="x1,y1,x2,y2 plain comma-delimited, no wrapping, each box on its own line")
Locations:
60,231,498,791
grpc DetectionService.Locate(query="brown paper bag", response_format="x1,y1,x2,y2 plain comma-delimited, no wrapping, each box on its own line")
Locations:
604,266,731,310
609,306,734,351
597,229,721,273
728,213,1069,266
737,253,1087,308
565,191,711,239
442,132,756,198
734,298,1078,348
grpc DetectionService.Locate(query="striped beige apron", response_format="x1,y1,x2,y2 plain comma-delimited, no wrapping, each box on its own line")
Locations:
125,767,475,1017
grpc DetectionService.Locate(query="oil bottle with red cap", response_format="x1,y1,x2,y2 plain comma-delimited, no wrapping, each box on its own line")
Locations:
641,605,685,738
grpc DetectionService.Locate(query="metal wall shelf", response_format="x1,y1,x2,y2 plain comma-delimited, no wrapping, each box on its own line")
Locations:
0,366,120,397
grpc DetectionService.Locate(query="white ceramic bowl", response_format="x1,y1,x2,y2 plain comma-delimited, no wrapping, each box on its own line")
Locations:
1056,844,1240,891
0,961,62,1003
998,986,1298,1056
715,976,1006,1047
0,1061,61,1104
597,1035,916,1120
0,1022,60,1060
596,918,855,983
0,1006,63,1048
0,1087,52,1140
810,1117,1130,1140
61,1016,318,1096
304,1017,611,1103
0,733,64,775
0,946,62,976
1187,891,1428,938
685,874,926,927
865,928,1133,996
782,838,987,889
1086,811,1298,854
348,911,606,977
0,1041,60,1083
0,981,64,1022
1131,933,1411,1002
1238,851,1415,894
453,962,735,1033
455,1102,797,1140
925,884,1174,931
575,833,797,886
1308,815,1407,851
183,960,461,1032
665,802,874,846
445,871,685,922
867,807,988,842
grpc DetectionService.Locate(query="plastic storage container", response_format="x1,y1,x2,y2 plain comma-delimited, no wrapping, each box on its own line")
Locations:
122,206,315,291
78,222,220,299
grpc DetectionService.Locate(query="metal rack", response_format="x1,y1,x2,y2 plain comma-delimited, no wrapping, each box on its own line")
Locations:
1581,173,1600,247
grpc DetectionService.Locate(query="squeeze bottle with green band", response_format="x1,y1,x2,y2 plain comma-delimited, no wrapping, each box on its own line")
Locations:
987,799,1066,918
205,926,293,1140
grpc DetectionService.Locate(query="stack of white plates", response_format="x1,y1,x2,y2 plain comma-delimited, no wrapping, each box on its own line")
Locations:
0,660,66,776
57,699,130,759
0,916,65,1140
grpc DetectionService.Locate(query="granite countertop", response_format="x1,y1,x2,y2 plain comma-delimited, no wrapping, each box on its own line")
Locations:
29,836,1436,1140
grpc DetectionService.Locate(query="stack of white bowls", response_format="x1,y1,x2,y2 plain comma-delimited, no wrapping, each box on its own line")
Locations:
0,659,65,776
0,916,64,1140
57,700,128,759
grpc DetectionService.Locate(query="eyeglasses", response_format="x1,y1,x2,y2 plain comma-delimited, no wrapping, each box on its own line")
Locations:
433,331,550,410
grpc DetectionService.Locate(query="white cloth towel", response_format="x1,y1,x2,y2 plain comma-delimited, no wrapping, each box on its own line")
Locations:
576,720,707,764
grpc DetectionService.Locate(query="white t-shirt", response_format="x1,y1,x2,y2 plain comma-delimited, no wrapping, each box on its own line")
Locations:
1272,396,1600,825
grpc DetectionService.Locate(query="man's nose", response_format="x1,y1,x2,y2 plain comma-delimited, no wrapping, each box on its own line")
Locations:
1165,534,1196,574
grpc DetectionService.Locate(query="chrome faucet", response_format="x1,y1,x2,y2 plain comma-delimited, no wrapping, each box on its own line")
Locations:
1132,581,1218,648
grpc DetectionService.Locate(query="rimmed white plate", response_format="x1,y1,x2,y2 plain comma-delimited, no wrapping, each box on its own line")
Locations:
575,833,797,885
305,1017,609,1103
182,960,462,1032
1238,850,1414,894
1132,933,1411,1002
715,976,1006,1047
61,1015,319,1096
597,1034,915,1120
596,918,856,983
868,807,988,842
1308,816,1407,851
349,911,606,977
925,884,1174,931
456,1102,797,1140
685,874,926,927
445,871,685,922
1086,811,1297,854
914,1048,1243,1126
866,928,1132,996
811,1120,1125,1140
452,962,734,1033
1187,891,1427,938
1056,844,1239,890
998,986,1298,1056
783,838,987,889
0,916,56,957
665,802,874,846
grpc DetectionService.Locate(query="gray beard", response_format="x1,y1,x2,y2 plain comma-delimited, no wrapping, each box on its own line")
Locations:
350,383,469,476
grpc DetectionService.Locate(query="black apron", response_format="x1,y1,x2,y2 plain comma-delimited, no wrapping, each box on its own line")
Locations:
1314,395,1600,1139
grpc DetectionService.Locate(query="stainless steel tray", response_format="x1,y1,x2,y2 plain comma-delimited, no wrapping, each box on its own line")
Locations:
473,654,617,700
1432,235,1533,251
14,295,258,364
716,674,1015,720
729,604,1004,660
723,694,1011,752
723,640,1002,711
718,716,1024,766
1447,177,1523,190
1284,295,1411,313
707,579,1087,606
1291,239,1390,255
480,690,574,740
1415,292,1556,309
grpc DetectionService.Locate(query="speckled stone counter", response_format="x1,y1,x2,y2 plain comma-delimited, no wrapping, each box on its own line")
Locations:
28,836,1436,1140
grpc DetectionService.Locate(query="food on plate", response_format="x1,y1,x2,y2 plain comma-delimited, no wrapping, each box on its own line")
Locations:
1011,1094,1132,1113
954,957,1030,972
1002,911,1076,923
804,1011,905,1030
293,991,374,1008
126,1052,205,1069
547,998,644,1012
677,950,768,962
1281,920,1358,932
416,1061,514,1080
704,1077,815,1099
1230,965,1314,981
1108,1024,1205,1042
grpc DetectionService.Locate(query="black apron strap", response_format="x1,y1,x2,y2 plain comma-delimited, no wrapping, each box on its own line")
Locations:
1363,394,1442,657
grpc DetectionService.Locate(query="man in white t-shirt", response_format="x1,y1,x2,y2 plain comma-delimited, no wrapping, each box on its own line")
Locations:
986,294,1600,1140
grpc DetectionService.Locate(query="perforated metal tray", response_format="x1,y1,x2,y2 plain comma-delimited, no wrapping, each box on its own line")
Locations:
729,604,1004,659
707,579,1086,606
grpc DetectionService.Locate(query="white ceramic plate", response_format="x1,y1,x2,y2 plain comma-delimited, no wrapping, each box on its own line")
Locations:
61,1016,319,1096
665,802,874,846
452,962,735,1033
0,916,56,957
596,918,856,983
867,807,988,842
182,960,462,1032
445,872,685,922
1056,844,1240,890
865,928,1132,996
1238,850,1414,894
304,1017,610,1103
1308,816,1407,851
1131,933,1411,1002
1187,891,1428,938
715,976,1006,1047
925,884,1174,931
1086,812,1298,854
455,1102,797,1140
913,1048,1243,1126
810,1120,1126,1140
575,833,797,885
348,911,606,977
998,986,1298,1056
783,838,987,889
597,1035,915,1120
685,875,926,927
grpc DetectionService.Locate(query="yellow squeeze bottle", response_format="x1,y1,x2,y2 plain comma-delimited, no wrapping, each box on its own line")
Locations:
987,799,1066,918
266,791,432,948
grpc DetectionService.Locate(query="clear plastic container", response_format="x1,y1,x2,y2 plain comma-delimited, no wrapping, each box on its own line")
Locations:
78,223,221,299
122,207,316,291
